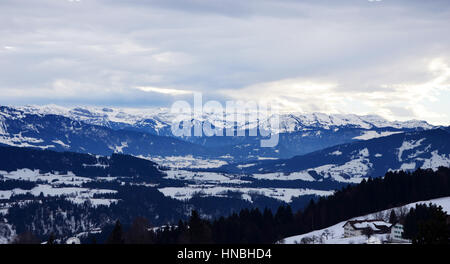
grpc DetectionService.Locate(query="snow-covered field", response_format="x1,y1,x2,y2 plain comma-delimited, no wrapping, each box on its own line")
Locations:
390,139,450,172
0,167,332,213
272,148,372,184
252,171,316,182
163,170,250,184
158,185,333,203
353,131,402,140
0,169,118,209
0,169,92,186
0,184,117,205
142,155,229,169
281,196,450,244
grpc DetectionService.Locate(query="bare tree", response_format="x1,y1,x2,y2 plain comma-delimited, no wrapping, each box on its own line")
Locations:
373,211,386,221
396,206,409,220
322,229,332,240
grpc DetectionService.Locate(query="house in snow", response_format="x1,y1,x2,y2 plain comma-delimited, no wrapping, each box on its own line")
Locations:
389,223,411,243
343,219,391,238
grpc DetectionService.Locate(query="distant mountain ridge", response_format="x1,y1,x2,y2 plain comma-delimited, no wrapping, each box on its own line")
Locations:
16,105,434,135
0,105,436,162
0,105,207,157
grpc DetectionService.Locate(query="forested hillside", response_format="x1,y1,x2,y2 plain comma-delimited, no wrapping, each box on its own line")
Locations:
117,166,450,244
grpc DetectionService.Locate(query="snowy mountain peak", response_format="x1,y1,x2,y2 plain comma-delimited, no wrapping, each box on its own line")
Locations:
277,112,433,131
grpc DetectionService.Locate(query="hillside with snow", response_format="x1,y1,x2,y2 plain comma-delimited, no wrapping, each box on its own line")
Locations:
224,128,450,184
281,196,450,244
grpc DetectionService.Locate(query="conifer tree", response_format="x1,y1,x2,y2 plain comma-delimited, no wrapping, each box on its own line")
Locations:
47,233,56,245
106,220,125,244
389,210,398,224
403,203,449,244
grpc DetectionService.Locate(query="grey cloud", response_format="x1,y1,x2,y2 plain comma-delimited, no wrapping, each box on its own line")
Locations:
0,0,450,123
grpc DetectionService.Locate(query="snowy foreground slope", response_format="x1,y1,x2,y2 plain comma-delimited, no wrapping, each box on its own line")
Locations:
281,196,450,244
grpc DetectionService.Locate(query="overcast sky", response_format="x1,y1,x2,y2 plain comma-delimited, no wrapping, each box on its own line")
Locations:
1,0,450,124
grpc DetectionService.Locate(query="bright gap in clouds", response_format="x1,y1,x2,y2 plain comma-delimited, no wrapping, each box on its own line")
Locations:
221,58,450,125
136,86,193,96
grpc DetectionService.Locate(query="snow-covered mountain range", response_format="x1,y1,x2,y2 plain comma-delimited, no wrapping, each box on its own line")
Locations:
14,105,434,135
0,105,206,157
0,105,436,162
